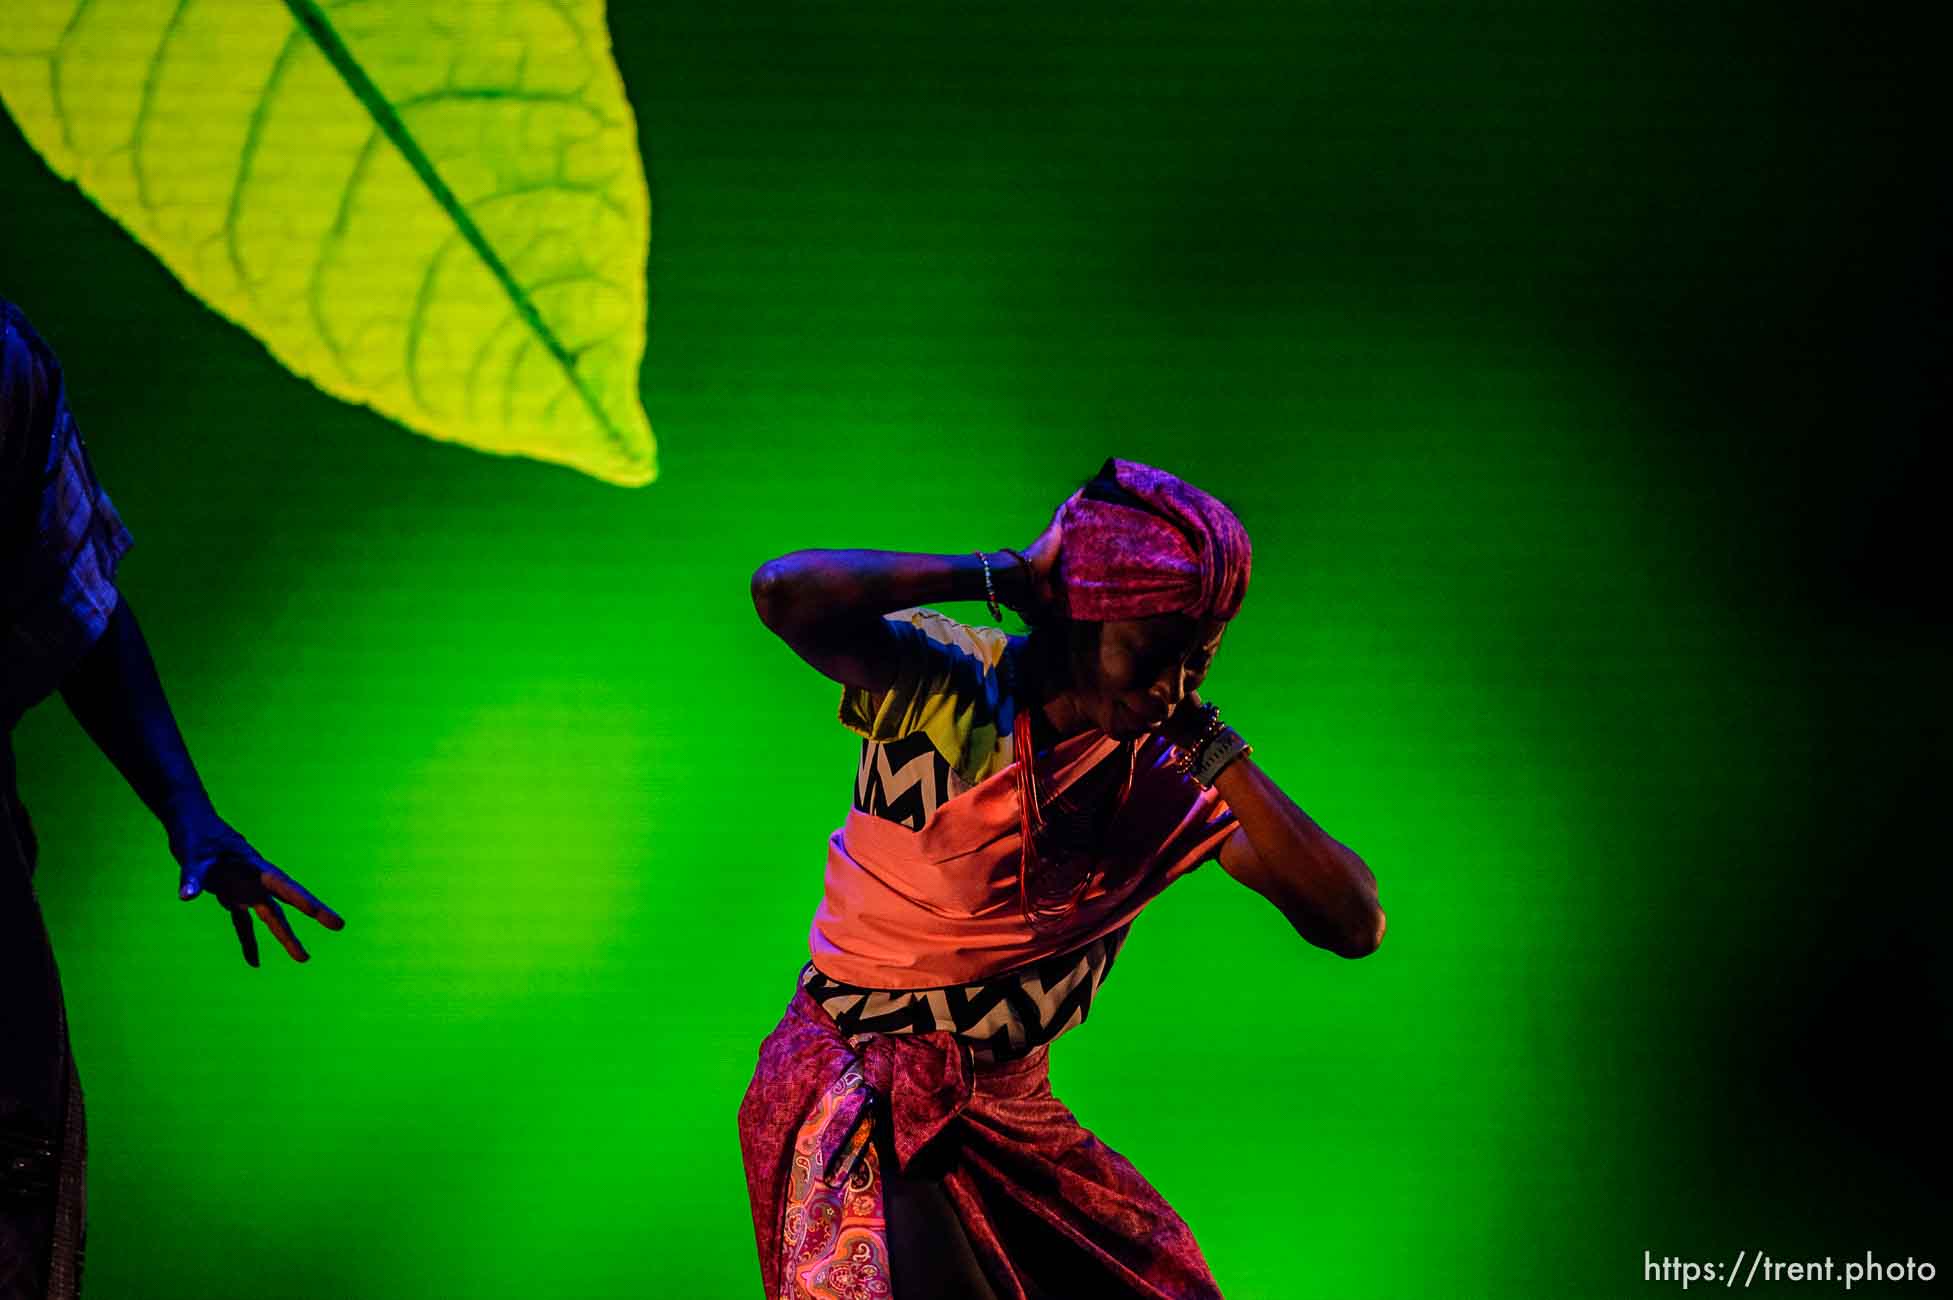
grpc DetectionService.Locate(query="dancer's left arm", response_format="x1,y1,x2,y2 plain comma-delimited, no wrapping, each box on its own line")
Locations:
59,597,344,965
1165,695,1385,959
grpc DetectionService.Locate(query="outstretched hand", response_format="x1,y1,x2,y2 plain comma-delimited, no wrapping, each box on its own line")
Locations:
175,819,344,966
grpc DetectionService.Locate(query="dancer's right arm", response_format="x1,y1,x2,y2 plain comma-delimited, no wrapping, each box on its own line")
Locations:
751,513,1061,692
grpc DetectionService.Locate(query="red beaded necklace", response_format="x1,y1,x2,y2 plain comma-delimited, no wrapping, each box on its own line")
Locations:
1012,704,1137,931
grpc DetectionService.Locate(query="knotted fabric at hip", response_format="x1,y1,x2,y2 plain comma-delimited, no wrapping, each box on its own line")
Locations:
740,986,1224,1300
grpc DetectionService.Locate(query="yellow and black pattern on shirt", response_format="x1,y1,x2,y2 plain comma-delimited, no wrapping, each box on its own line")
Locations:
801,926,1131,1066
840,609,1022,829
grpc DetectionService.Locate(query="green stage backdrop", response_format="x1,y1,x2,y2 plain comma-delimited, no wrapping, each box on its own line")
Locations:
3,2,1944,1297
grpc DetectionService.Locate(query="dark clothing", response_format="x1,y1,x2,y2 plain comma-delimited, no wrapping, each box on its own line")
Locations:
1,743,86,1300
2,302,131,730
2,301,130,1299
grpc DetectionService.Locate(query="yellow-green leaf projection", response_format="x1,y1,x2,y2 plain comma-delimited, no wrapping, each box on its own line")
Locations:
0,0,655,485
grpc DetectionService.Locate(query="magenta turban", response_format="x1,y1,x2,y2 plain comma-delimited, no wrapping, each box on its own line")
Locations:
1057,458,1252,622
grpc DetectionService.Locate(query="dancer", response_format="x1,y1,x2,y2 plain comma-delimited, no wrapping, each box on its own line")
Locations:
741,457,1384,1298
1,300,343,1299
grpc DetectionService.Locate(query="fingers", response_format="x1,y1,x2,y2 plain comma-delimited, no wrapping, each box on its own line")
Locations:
260,871,345,932
187,849,342,965
230,906,260,968
253,896,309,964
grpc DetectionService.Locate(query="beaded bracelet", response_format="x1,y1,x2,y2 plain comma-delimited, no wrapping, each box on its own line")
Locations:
974,551,1002,622
1171,704,1225,776
1171,704,1252,788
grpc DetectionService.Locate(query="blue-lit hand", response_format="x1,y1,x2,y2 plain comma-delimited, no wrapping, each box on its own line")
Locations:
175,819,344,967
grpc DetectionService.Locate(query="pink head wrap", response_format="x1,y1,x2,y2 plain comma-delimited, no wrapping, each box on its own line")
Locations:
1057,458,1252,623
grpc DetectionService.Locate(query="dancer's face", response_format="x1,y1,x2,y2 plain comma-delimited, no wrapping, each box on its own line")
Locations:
1067,613,1226,739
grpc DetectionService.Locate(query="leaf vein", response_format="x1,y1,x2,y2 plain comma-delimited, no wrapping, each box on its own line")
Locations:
48,0,96,155
473,179,628,221
501,336,534,432
542,0,591,57
281,0,627,457
464,312,520,421
538,382,570,428
223,23,306,295
395,86,614,126
406,232,463,415
131,0,194,213
527,269,630,296
309,124,384,374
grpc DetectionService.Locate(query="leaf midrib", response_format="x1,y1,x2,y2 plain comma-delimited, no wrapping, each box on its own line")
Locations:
280,0,627,455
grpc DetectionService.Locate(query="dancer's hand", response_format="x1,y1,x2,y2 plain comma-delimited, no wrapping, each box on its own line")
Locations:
1160,691,1211,751
1010,495,1071,618
174,817,344,966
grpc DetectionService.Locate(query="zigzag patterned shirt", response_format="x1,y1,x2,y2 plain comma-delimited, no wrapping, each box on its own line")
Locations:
809,609,1133,1063
839,607,1020,825
799,926,1128,1066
